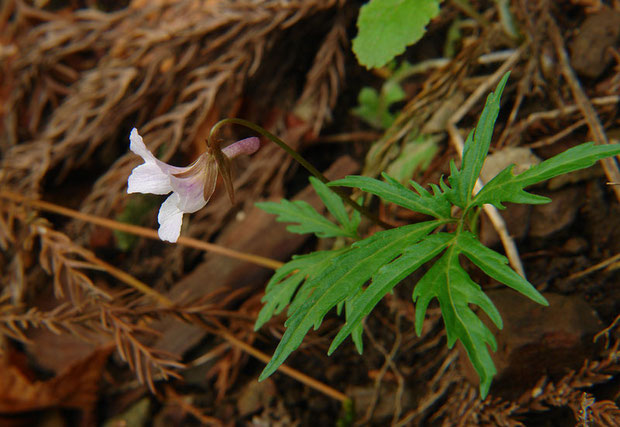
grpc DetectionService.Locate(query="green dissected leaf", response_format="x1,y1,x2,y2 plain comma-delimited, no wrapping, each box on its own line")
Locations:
456,232,547,306
352,87,382,129
353,0,441,69
258,221,440,381
255,187,359,239
329,232,453,355
412,246,503,398
309,177,359,238
255,249,347,330
473,142,620,208
408,231,547,398
330,172,451,219
257,69,620,399
444,73,510,207
345,290,365,354
256,199,345,237
383,79,407,105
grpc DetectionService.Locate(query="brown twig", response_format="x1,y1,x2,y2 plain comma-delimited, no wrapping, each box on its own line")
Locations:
361,313,405,425
503,95,619,147
0,191,283,270
102,267,350,402
0,192,348,401
35,223,114,303
566,252,620,281
547,14,620,201
0,298,94,343
394,350,459,426
593,313,620,350
164,385,224,426
526,118,587,149
101,307,185,393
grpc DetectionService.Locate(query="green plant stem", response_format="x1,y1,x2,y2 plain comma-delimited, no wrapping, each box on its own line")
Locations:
209,118,392,229
209,118,326,184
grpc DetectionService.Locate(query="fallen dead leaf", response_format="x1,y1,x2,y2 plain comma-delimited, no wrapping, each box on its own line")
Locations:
0,344,114,414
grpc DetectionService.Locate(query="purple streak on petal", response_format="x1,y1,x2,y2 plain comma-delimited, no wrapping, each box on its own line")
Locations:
169,155,210,213
222,137,260,159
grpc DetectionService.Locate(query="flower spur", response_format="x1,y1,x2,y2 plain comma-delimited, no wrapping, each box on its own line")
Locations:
127,128,260,242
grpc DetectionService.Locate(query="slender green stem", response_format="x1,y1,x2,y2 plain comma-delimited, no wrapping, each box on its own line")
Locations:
470,206,483,234
209,118,392,229
209,118,329,184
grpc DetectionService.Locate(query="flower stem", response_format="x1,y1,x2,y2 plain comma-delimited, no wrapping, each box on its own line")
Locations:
209,118,392,229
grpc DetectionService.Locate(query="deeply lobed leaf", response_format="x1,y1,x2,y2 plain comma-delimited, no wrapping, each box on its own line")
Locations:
255,249,347,330
256,70,620,400
352,80,406,129
256,177,360,238
473,142,620,208
256,199,349,237
330,172,451,219
412,247,501,398
444,73,510,207
309,177,360,238
344,290,365,354
259,221,441,380
457,233,548,306
329,232,453,355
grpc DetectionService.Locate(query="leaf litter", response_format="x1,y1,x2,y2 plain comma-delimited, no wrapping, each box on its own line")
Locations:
0,0,619,425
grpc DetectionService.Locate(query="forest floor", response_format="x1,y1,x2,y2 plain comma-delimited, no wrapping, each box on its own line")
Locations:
0,0,619,426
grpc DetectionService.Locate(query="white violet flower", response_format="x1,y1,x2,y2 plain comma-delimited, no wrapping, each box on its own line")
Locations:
127,128,260,242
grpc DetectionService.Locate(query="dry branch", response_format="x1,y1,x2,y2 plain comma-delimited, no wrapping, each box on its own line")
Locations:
546,13,620,201
2,0,343,221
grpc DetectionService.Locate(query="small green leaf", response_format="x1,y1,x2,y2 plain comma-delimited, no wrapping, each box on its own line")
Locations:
330,172,451,219
383,79,406,105
310,177,348,228
353,0,441,69
352,80,406,129
352,87,382,129
386,134,440,181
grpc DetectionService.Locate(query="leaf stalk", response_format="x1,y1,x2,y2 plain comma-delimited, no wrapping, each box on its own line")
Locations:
209,118,392,229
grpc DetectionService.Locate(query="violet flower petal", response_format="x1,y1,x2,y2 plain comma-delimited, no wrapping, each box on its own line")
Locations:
127,161,172,194
127,129,260,243
168,155,213,213
127,128,189,195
